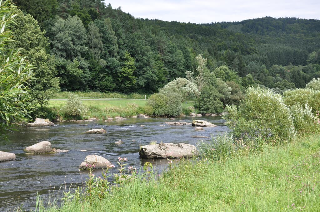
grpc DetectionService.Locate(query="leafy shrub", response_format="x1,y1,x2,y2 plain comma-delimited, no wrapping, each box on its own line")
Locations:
146,93,182,117
60,94,87,120
225,87,295,144
160,78,200,101
31,107,59,121
283,89,320,114
195,84,225,114
289,104,319,135
306,78,320,91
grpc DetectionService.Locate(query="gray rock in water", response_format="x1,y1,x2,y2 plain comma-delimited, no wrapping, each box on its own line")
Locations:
195,127,204,131
27,118,54,127
139,143,197,159
137,114,149,119
24,141,53,154
79,155,114,170
192,120,216,127
0,151,16,162
165,122,191,126
85,128,106,134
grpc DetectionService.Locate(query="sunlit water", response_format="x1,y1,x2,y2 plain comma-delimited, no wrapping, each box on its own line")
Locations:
0,117,228,211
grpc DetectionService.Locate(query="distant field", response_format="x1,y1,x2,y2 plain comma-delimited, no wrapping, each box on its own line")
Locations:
49,98,147,110
49,97,195,119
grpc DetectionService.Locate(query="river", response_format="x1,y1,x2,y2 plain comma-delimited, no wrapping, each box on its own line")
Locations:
0,117,228,211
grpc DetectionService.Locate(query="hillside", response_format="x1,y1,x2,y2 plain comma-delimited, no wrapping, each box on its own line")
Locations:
10,0,320,93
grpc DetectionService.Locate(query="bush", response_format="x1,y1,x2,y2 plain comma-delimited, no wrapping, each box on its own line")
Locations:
31,107,59,121
60,94,87,120
225,87,295,144
306,78,320,91
289,104,319,135
283,88,320,114
195,84,224,114
146,93,182,117
160,78,199,101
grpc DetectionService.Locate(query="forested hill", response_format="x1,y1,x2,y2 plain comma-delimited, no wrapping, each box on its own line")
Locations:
11,0,320,93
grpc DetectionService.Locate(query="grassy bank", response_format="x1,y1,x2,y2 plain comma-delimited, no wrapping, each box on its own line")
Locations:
43,134,320,211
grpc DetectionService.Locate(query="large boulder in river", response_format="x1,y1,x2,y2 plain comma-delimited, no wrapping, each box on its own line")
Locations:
192,120,216,127
24,141,53,154
85,128,106,134
0,151,16,162
27,118,54,127
79,155,114,170
139,143,197,159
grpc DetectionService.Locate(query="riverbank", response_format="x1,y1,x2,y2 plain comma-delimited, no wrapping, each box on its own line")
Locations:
43,133,320,211
48,97,195,121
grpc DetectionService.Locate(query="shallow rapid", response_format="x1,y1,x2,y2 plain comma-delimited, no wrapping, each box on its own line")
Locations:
0,117,227,211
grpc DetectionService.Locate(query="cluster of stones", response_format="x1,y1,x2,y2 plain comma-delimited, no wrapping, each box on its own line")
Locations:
2,117,215,167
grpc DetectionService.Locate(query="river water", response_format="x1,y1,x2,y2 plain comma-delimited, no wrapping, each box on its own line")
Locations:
0,117,228,211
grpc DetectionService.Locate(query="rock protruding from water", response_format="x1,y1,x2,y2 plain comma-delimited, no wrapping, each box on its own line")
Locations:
79,155,114,170
139,143,197,159
192,120,216,127
85,128,106,134
165,122,191,126
137,114,149,119
27,118,54,127
0,151,16,162
24,141,53,154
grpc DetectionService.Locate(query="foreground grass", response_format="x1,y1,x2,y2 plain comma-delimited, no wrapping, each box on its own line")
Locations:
44,134,320,211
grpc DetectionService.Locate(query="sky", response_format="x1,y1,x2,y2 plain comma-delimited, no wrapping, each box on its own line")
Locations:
104,0,320,24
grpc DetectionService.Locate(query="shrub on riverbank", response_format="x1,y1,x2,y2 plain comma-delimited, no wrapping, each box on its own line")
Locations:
146,93,183,117
60,94,87,120
225,87,296,144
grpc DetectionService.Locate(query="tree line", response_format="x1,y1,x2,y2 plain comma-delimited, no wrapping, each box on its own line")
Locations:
1,0,320,131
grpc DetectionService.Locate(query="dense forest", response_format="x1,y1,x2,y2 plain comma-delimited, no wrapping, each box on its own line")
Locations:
9,0,320,95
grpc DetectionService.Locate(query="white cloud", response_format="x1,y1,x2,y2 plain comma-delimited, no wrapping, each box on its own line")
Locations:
104,0,320,23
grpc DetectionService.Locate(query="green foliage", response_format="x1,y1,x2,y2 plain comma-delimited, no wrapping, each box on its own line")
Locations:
306,78,320,90
159,78,200,101
13,0,58,25
146,93,182,117
0,0,34,132
191,55,234,114
283,89,320,114
51,16,88,60
8,8,59,106
60,94,87,120
289,104,319,135
11,0,320,95
225,87,296,143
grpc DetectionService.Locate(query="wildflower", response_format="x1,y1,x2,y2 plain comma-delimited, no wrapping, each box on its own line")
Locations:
109,164,115,168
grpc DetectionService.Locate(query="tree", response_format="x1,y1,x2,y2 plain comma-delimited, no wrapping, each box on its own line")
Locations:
50,15,89,90
117,51,137,93
0,1,33,134
8,8,59,107
160,78,199,101
51,16,88,60
13,0,58,26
